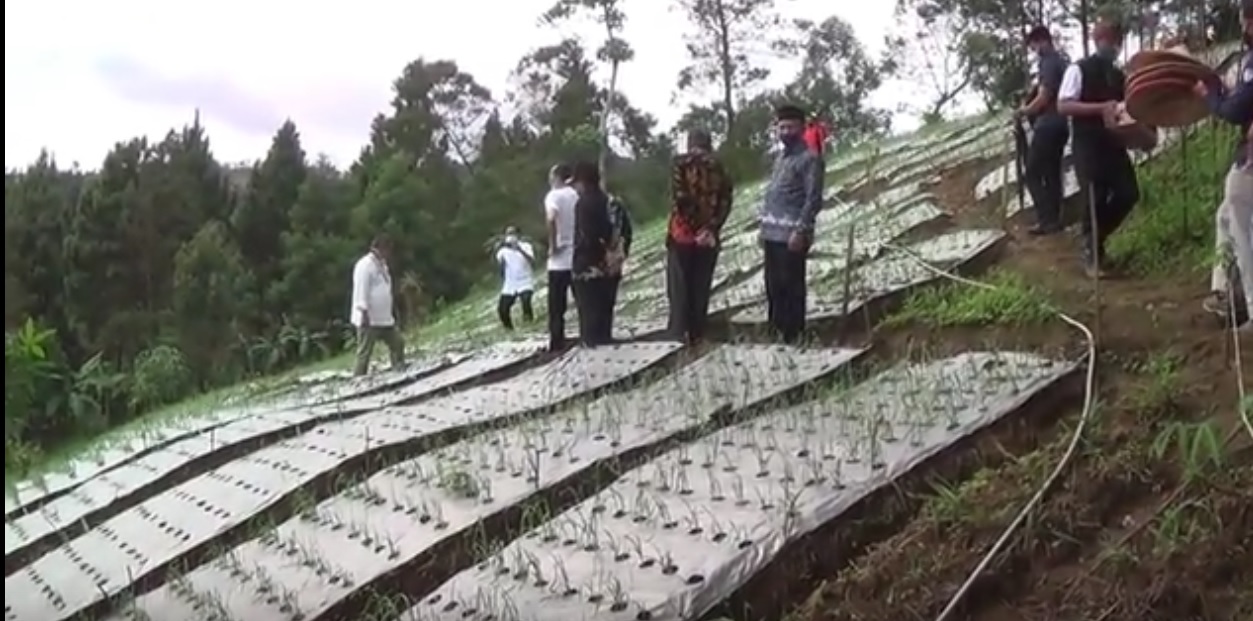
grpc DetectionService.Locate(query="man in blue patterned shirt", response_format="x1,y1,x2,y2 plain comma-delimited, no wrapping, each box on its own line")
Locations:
1199,1,1253,332
759,104,824,344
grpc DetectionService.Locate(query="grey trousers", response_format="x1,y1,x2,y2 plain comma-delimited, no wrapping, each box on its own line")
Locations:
354,325,405,376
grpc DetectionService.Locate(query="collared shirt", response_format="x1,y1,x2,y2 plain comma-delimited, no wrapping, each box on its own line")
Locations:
350,251,395,327
668,151,732,245
759,142,824,243
496,240,535,295
544,186,579,271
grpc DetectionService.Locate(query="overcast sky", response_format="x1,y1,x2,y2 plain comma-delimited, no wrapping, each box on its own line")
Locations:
5,0,908,170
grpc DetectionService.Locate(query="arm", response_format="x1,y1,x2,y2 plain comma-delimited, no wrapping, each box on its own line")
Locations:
708,160,734,234
670,157,698,230
1056,64,1109,117
1023,56,1064,116
351,259,370,322
544,196,559,255
518,241,535,263
795,153,824,234
1207,80,1253,126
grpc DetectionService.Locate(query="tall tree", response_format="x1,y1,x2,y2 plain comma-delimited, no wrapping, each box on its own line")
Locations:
885,6,974,124
785,15,893,140
672,0,791,140
541,0,636,179
232,120,308,314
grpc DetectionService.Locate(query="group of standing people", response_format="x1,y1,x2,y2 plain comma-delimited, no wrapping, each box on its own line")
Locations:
493,104,827,352
1017,10,1252,333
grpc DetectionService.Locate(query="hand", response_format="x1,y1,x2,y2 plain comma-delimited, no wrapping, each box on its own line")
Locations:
1192,80,1209,98
1101,101,1122,127
787,231,810,254
695,229,715,247
1012,107,1026,120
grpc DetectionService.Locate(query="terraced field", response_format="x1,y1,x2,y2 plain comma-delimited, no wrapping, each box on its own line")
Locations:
6,44,1248,621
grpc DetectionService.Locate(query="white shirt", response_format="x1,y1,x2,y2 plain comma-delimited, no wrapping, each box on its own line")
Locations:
1058,64,1083,101
543,186,578,271
349,251,395,327
495,240,535,295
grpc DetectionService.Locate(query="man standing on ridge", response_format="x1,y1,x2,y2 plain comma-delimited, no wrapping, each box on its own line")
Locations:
495,225,535,331
544,163,579,352
603,191,634,334
667,129,733,344
1017,25,1070,236
570,161,616,346
1057,20,1155,279
1198,0,1253,333
350,235,406,376
760,104,824,344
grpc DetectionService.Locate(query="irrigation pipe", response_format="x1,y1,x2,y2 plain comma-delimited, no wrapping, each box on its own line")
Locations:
872,239,1099,621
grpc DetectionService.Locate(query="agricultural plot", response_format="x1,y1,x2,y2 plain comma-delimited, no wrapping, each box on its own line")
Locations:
4,343,681,621
731,229,1005,326
100,344,862,621
4,347,541,569
3,352,485,520
403,351,1075,621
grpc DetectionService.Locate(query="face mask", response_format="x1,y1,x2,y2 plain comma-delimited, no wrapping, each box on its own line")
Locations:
780,133,803,148
505,234,518,244
1096,44,1119,60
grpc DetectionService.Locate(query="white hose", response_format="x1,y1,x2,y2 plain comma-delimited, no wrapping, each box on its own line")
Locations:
872,239,1099,621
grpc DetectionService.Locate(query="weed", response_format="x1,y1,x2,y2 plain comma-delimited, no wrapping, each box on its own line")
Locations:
1107,124,1237,275
883,269,1055,327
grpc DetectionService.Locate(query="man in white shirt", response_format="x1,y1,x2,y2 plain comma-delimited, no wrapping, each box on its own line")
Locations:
350,235,405,376
544,163,579,351
495,225,535,330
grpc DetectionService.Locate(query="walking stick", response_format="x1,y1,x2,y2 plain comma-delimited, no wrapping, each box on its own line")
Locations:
1013,117,1030,218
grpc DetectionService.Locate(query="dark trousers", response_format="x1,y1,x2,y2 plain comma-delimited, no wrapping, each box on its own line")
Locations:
547,270,572,350
497,290,534,330
762,241,807,344
1025,122,1069,228
353,325,405,376
572,276,614,346
666,242,719,342
1074,140,1140,265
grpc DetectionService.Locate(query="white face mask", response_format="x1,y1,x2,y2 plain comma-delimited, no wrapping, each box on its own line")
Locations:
504,234,518,244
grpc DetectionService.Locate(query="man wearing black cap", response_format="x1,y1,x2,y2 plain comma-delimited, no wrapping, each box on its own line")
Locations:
1057,19,1156,278
1016,25,1070,235
759,104,824,344
1197,0,1253,333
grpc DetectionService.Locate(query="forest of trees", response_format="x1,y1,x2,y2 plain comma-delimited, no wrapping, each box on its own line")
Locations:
4,0,1238,473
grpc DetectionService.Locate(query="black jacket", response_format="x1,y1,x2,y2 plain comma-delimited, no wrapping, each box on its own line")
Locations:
573,188,612,277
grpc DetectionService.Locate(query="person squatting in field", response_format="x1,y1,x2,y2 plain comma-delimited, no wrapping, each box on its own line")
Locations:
494,225,535,331
350,234,406,376
666,129,733,344
1198,0,1253,334
1017,24,1071,236
759,104,825,344
1057,19,1157,279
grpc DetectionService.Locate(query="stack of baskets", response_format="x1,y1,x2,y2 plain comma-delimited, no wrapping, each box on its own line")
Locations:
1123,48,1216,128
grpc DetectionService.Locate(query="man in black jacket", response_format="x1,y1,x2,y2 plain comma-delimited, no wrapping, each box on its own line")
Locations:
1057,20,1156,278
569,161,616,346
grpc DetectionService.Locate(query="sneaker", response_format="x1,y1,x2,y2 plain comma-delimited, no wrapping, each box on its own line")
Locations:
1202,291,1230,318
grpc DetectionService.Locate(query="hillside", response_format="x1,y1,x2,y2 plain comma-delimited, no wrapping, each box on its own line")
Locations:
5,47,1251,621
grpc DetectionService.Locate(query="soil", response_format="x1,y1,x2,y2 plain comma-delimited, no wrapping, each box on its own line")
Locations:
774,149,1253,621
